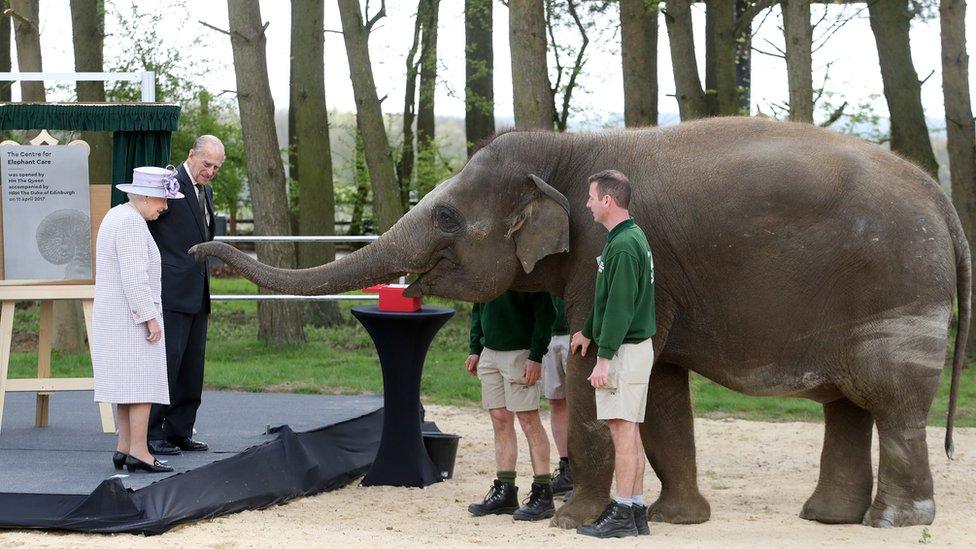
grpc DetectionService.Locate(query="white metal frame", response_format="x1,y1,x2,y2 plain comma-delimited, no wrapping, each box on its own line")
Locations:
0,71,157,102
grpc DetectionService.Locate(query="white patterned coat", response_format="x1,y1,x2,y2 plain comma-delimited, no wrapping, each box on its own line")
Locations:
92,202,170,404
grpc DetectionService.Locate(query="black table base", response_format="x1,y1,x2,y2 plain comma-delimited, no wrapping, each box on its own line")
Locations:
351,305,455,487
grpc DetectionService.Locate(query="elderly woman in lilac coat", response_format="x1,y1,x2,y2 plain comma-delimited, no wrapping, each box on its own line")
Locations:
92,166,183,473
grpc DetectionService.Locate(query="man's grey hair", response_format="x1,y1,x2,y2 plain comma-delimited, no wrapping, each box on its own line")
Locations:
193,135,225,155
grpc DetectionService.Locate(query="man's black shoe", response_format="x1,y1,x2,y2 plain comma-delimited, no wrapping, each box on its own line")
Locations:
468,480,519,516
148,439,182,456
513,482,555,521
168,437,209,452
551,459,573,495
634,503,650,535
576,501,638,538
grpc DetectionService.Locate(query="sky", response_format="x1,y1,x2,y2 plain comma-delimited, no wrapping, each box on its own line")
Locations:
4,0,966,130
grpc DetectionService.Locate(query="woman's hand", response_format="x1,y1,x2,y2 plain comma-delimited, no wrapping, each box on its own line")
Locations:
146,318,162,343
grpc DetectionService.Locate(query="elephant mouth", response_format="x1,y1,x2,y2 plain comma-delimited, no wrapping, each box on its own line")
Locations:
403,248,456,297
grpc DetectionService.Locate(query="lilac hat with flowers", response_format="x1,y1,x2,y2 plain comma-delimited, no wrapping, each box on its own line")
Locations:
115,165,184,199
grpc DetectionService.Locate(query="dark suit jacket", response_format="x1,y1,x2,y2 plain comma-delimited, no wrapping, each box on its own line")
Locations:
147,164,215,315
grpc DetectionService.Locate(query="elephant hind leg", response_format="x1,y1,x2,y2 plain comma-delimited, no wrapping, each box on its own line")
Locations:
642,361,710,524
862,423,935,527
800,397,874,524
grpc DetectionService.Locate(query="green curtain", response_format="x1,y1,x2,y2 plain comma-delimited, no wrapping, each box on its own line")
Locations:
0,104,180,131
111,130,174,205
0,104,181,207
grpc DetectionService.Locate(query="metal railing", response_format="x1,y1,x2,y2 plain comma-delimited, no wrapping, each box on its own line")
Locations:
210,235,385,302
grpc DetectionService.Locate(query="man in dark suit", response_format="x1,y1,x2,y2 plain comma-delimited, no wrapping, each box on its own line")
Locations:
147,135,223,455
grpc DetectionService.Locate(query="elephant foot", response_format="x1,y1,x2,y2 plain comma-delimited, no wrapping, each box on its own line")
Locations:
549,493,608,529
861,497,935,528
800,487,872,524
647,489,711,524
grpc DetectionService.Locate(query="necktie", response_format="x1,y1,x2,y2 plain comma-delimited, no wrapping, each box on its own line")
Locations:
196,185,208,229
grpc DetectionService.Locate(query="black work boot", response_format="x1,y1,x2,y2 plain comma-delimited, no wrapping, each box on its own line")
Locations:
551,458,573,496
633,503,650,535
468,480,519,516
513,482,555,521
576,501,638,538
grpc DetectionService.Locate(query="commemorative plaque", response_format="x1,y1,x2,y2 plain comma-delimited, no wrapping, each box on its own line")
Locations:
0,145,91,281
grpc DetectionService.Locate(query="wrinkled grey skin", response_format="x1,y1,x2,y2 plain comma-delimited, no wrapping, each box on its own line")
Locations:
191,117,969,528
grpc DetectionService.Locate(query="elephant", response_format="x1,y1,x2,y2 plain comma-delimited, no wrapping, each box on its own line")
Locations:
190,116,968,528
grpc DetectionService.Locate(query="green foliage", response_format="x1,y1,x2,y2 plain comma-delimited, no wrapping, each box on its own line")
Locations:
102,1,247,220
415,141,460,197
170,91,248,219
103,0,207,103
818,91,891,144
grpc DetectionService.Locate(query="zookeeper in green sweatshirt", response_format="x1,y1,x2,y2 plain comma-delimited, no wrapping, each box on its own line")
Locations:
465,290,557,521
571,169,656,539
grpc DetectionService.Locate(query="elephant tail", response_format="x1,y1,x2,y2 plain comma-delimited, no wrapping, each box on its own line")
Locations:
946,207,971,460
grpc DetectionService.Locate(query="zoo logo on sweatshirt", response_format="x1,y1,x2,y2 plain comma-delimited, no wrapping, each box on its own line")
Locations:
648,250,654,284
596,255,604,273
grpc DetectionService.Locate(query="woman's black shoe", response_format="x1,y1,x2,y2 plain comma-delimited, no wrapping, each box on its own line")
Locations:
112,451,128,471
124,455,174,473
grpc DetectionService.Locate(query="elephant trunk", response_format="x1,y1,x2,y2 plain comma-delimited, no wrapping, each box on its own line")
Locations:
191,210,427,295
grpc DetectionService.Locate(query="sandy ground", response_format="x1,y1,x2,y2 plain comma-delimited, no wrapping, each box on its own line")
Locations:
1,404,974,548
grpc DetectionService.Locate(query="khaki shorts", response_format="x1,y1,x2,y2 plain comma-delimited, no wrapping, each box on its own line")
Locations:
477,347,541,412
542,334,570,399
595,338,654,423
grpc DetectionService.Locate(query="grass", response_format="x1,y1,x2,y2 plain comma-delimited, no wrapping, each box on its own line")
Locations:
6,277,975,427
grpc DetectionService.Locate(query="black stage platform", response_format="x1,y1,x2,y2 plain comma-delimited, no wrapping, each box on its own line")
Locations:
0,390,384,534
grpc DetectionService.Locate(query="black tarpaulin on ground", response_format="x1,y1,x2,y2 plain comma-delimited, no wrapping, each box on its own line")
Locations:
0,409,382,535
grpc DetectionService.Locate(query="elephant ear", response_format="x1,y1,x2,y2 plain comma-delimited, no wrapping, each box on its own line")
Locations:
506,174,571,274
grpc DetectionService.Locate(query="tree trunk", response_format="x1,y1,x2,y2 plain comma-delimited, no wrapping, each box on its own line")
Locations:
228,0,306,347
349,124,370,238
465,0,494,155
783,0,813,123
70,0,112,184
61,0,110,354
867,0,938,178
397,2,424,209
705,0,738,116
0,1,11,103
337,0,403,232
734,0,751,113
620,0,658,127
10,0,43,101
941,0,976,357
509,0,554,129
665,1,708,120
417,0,439,186
291,0,341,327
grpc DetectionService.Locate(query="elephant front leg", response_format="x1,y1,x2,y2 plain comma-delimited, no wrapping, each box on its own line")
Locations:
799,398,874,524
642,361,711,524
550,351,614,529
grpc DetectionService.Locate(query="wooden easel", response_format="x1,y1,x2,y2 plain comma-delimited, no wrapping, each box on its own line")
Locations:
0,131,114,434
0,283,114,433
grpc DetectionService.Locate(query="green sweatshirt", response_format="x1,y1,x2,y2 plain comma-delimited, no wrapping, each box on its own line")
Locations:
470,290,556,362
582,218,656,359
552,295,569,336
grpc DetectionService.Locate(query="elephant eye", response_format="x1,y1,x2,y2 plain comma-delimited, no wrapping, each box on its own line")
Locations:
432,204,464,234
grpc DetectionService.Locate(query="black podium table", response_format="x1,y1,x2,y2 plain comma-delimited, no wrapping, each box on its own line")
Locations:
351,305,455,487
